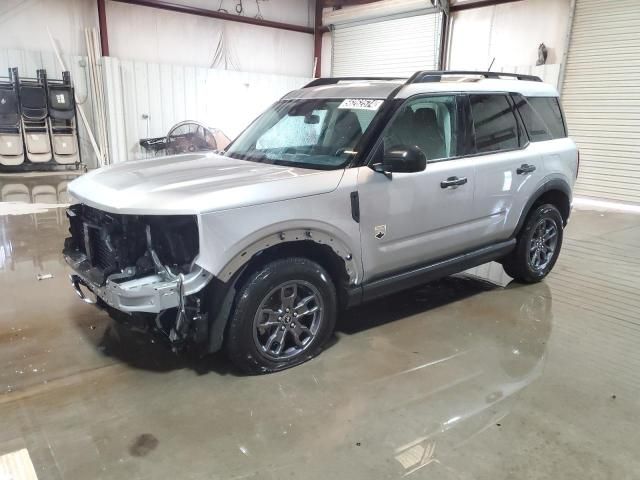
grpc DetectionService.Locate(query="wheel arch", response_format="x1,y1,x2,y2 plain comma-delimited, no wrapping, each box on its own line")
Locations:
216,227,359,286
514,178,572,237
205,230,358,353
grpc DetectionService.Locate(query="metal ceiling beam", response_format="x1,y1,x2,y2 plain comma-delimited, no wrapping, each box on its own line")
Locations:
110,0,315,34
450,0,524,12
324,0,383,6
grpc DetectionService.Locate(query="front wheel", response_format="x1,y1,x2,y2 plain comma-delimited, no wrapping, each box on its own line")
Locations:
225,257,337,374
502,204,564,283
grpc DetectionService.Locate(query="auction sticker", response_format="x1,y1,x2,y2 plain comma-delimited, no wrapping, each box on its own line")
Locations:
338,99,384,110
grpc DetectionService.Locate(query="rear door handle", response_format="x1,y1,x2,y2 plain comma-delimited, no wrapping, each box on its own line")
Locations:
440,176,468,189
517,164,536,175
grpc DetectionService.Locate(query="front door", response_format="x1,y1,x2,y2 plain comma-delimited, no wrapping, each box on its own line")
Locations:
357,95,478,282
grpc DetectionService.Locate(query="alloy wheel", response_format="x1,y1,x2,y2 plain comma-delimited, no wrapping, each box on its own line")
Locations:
528,218,558,271
252,280,324,360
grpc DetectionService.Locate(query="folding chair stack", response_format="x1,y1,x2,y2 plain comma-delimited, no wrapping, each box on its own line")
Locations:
19,69,52,163
0,67,82,172
46,71,80,165
0,69,24,166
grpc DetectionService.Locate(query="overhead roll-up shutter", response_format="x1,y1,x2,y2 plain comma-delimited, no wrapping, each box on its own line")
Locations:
562,0,640,204
332,13,443,77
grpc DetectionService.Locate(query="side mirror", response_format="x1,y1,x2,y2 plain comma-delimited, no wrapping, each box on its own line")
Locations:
373,145,427,173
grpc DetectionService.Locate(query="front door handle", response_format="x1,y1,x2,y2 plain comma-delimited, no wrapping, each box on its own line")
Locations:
517,164,537,175
440,176,468,189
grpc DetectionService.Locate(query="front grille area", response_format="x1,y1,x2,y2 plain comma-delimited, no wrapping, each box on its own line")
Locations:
64,204,199,285
86,226,118,271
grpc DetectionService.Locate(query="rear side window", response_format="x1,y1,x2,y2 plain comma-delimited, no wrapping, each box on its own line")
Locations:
526,96,567,139
512,94,552,142
469,94,522,153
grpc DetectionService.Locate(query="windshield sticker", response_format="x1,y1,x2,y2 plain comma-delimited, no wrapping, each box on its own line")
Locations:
338,99,383,111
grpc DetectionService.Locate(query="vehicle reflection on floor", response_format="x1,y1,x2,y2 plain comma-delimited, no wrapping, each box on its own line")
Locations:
371,274,550,476
302,274,550,478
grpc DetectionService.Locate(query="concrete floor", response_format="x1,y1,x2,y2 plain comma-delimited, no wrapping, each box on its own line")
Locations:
1,173,639,479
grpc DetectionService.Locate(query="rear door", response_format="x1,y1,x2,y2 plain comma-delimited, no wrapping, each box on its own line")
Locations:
469,93,545,243
357,94,478,282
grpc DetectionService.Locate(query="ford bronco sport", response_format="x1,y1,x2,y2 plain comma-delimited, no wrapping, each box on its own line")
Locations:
63,71,578,374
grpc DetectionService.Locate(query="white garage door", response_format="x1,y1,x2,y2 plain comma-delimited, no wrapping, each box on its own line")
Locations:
562,0,640,203
332,13,443,77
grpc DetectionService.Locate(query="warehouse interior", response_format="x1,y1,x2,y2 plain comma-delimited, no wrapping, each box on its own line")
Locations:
1,0,639,478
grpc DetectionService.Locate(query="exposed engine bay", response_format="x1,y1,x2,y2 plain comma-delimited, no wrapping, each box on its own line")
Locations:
64,204,198,284
63,204,211,349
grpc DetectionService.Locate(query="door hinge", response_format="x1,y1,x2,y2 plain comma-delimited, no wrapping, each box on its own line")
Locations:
350,191,360,223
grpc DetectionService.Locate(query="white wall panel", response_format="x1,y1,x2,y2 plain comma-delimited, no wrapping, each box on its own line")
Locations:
448,0,571,71
105,1,314,78
0,0,97,55
562,0,640,203
103,58,311,163
1,1,313,78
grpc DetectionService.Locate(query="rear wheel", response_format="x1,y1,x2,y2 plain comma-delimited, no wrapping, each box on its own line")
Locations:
502,204,563,283
225,257,337,374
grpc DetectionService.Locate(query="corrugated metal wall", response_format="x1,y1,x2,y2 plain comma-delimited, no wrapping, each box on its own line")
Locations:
0,48,98,167
103,58,311,163
562,0,640,204
332,13,443,77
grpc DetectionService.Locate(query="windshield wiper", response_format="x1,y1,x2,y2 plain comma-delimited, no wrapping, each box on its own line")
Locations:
227,151,269,163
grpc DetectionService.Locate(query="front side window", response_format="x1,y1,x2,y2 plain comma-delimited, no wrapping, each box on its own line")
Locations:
226,98,381,170
470,94,522,153
382,95,457,161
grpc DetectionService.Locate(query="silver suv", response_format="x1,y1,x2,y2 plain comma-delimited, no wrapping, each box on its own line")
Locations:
63,71,578,374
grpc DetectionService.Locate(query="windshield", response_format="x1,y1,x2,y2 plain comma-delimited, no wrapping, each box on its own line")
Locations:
225,98,383,170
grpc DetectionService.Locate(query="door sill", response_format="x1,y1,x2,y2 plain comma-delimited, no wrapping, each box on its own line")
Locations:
347,239,516,306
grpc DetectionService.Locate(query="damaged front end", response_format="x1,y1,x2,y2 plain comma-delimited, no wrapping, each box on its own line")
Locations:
63,204,212,349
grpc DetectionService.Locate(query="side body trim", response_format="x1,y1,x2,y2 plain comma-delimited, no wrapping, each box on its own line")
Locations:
350,191,360,223
347,239,516,306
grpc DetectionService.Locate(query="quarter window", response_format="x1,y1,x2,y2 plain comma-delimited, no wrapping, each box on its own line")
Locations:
469,94,522,153
526,96,567,139
513,94,552,142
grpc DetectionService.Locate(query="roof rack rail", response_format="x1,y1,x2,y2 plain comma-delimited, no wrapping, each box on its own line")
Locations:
407,70,542,83
303,77,405,88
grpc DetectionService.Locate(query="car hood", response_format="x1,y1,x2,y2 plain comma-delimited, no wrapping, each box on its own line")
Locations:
68,152,345,215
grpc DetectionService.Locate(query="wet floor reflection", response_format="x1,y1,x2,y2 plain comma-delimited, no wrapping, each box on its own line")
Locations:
82,267,552,477
0,173,78,205
0,174,78,273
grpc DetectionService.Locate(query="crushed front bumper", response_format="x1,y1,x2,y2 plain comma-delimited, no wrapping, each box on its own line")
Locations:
64,250,212,314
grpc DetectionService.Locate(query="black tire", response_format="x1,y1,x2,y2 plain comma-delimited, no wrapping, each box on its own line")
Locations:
225,257,337,374
502,204,564,283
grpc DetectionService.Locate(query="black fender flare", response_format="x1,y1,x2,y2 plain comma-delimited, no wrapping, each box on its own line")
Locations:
513,178,572,237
